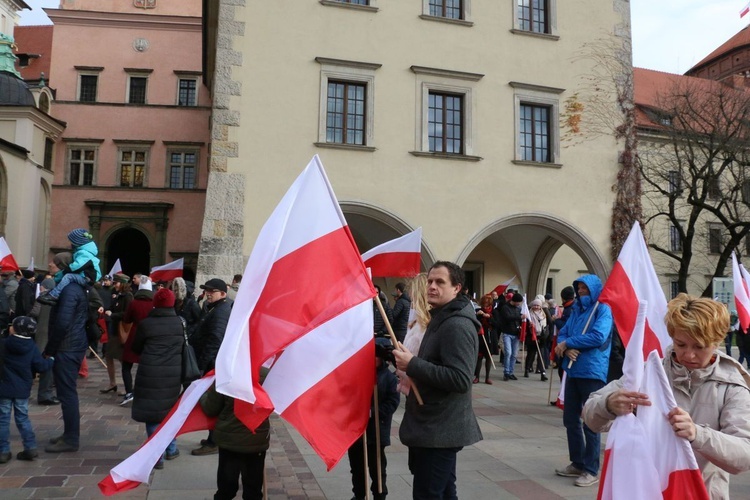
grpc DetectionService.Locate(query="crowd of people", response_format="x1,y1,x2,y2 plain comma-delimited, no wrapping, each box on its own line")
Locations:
0,227,748,499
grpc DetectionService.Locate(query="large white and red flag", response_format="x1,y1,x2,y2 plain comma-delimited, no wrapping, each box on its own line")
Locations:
492,275,517,296
108,258,123,277
597,301,708,500
0,237,19,272
361,227,422,278
150,258,184,282
98,374,217,496
599,222,670,358
215,155,376,469
732,252,750,330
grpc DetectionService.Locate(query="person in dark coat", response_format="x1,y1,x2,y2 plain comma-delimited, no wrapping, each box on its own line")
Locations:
0,278,9,331
498,294,525,381
171,277,201,336
373,286,393,338
14,270,36,318
190,278,232,456
29,278,58,405
131,288,183,469
44,255,89,453
347,340,400,500
391,282,411,343
0,316,54,462
102,274,133,394
200,382,270,500
119,277,154,406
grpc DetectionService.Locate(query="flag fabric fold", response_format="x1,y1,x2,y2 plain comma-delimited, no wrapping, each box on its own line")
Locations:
599,222,670,358
492,275,516,296
215,155,376,469
150,258,184,282
98,374,217,496
361,227,422,278
732,252,750,331
0,237,19,272
108,259,123,277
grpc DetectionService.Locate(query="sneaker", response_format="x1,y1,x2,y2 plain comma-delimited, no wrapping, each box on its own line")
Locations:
16,449,38,461
154,460,164,470
49,435,65,445
119,393,134,406
555,464,583,477
509,374,518,380
165,449,180,460
191,444,218,456
45,441,78,453
503,374,510,381
0,451,11,464
575,472,599,487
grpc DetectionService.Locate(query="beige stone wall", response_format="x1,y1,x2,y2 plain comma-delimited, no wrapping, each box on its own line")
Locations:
201,0,631,288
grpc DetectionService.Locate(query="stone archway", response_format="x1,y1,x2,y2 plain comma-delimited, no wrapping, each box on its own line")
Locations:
456,212,609,298
104,226,152,277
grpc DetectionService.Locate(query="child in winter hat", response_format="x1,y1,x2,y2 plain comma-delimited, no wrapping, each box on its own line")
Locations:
38,228,102,305
0,316,54,463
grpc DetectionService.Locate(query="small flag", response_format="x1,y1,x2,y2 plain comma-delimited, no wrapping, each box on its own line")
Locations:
732,253,750,330
741,1,750,18
492,275,517,296
108,259,123,277
149,258,183,282
361,228,422,278
27,257,34,271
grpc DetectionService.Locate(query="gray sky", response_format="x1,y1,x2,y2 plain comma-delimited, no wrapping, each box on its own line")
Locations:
18,0,750,75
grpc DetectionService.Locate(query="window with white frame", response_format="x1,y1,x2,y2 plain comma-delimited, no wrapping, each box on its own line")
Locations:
177,78,198,106
117,146,149,187
77,73,99,102
168,150,198,189
126,72,150,104
421,0,471,24
513,0,558,38
320,0,378,10
669,224,682,252
315,57,381,150
511,81,563,165
410,65,483,160
66,146,97,186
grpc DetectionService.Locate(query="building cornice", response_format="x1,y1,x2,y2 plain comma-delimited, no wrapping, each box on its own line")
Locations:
45,8,201,32
0,106,66,136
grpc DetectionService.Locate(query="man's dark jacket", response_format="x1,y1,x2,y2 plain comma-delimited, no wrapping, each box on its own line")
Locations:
496,301,522,336
15,278,35,317
190,298,231,372
392,292,411,333
45,282,88,355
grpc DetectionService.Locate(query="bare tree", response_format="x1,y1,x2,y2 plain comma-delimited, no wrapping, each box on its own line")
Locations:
639,76,750,296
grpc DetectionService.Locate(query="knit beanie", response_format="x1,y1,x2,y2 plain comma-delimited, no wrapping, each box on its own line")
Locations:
512,293,524,303
41,278,56,291
68,228,94,247
21,269,35,279
12,316,37,338
153,288,175,308
138,277,153,291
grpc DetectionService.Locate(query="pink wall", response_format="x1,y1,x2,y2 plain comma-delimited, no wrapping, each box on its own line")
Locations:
59,0,202,17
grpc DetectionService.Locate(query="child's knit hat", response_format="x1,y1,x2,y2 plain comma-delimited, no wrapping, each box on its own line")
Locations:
68,228,94,247
12,316,37,338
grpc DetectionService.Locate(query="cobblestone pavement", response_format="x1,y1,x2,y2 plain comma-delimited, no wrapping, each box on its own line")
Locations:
1,356,748,499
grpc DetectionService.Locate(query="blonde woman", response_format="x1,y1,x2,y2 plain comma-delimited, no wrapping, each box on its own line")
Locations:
396,273,429,395
583,294,750,498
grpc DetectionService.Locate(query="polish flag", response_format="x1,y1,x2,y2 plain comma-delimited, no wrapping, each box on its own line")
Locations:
0,237,19,272
150,258,183,282
555,371,566,410
741,1,750,18
108,259,123,277
98,374,217,495
492,275,517,296
215,155,376,469
599,222,670,359
361,227,422,278
732,253,750,330
597,301,708,500
27,257,34,271
519,294,531,341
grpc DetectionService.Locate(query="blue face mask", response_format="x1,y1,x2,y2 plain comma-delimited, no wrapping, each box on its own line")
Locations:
579,294,593,309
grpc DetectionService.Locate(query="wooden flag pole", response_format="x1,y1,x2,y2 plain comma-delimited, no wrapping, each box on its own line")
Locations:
362,431,370,500
547,365,555,404
373,383,383,494
374,297,424,405
481,334,496,370
88,346,107,369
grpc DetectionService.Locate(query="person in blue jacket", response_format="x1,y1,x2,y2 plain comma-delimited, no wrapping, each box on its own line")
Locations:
38,228,101,305
0,316,54,463
553,274,612,488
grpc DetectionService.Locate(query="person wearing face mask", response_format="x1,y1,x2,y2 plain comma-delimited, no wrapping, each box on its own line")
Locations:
553,274,613,488
582,294,750,499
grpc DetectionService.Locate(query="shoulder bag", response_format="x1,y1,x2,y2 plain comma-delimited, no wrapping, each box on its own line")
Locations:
180,316,201,384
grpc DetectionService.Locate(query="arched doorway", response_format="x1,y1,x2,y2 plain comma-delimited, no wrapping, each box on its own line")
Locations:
106,227,151,277
457,213,609,300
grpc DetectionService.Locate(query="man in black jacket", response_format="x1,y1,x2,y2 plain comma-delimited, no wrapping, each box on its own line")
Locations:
498,293,525,381
14,270,36,318
391,282,411,343
190,278,232,456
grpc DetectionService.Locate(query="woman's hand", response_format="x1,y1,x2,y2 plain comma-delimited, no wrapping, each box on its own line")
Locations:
605,389,652,416
668,407,697,442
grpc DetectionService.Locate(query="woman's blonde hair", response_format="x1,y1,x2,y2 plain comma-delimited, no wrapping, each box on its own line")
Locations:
408,273,430,329
665,293,728,347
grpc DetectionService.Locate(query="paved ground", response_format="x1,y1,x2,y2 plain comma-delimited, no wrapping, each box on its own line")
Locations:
1,356,748,499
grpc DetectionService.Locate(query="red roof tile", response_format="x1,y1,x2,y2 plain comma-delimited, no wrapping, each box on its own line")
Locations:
13,25,53,82
688,25,750,74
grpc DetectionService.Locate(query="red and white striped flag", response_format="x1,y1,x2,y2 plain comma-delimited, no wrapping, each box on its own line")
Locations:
555,371,566,410
0,237,19,272
361,227,422,278
598,301,708,500
215,155,376,469
492,275,516,296
519,294,532,341
732,252,750,330
98,374,217,495
599,222,670,359
741,1,750,18
108,259,123,277
150,258,183,282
